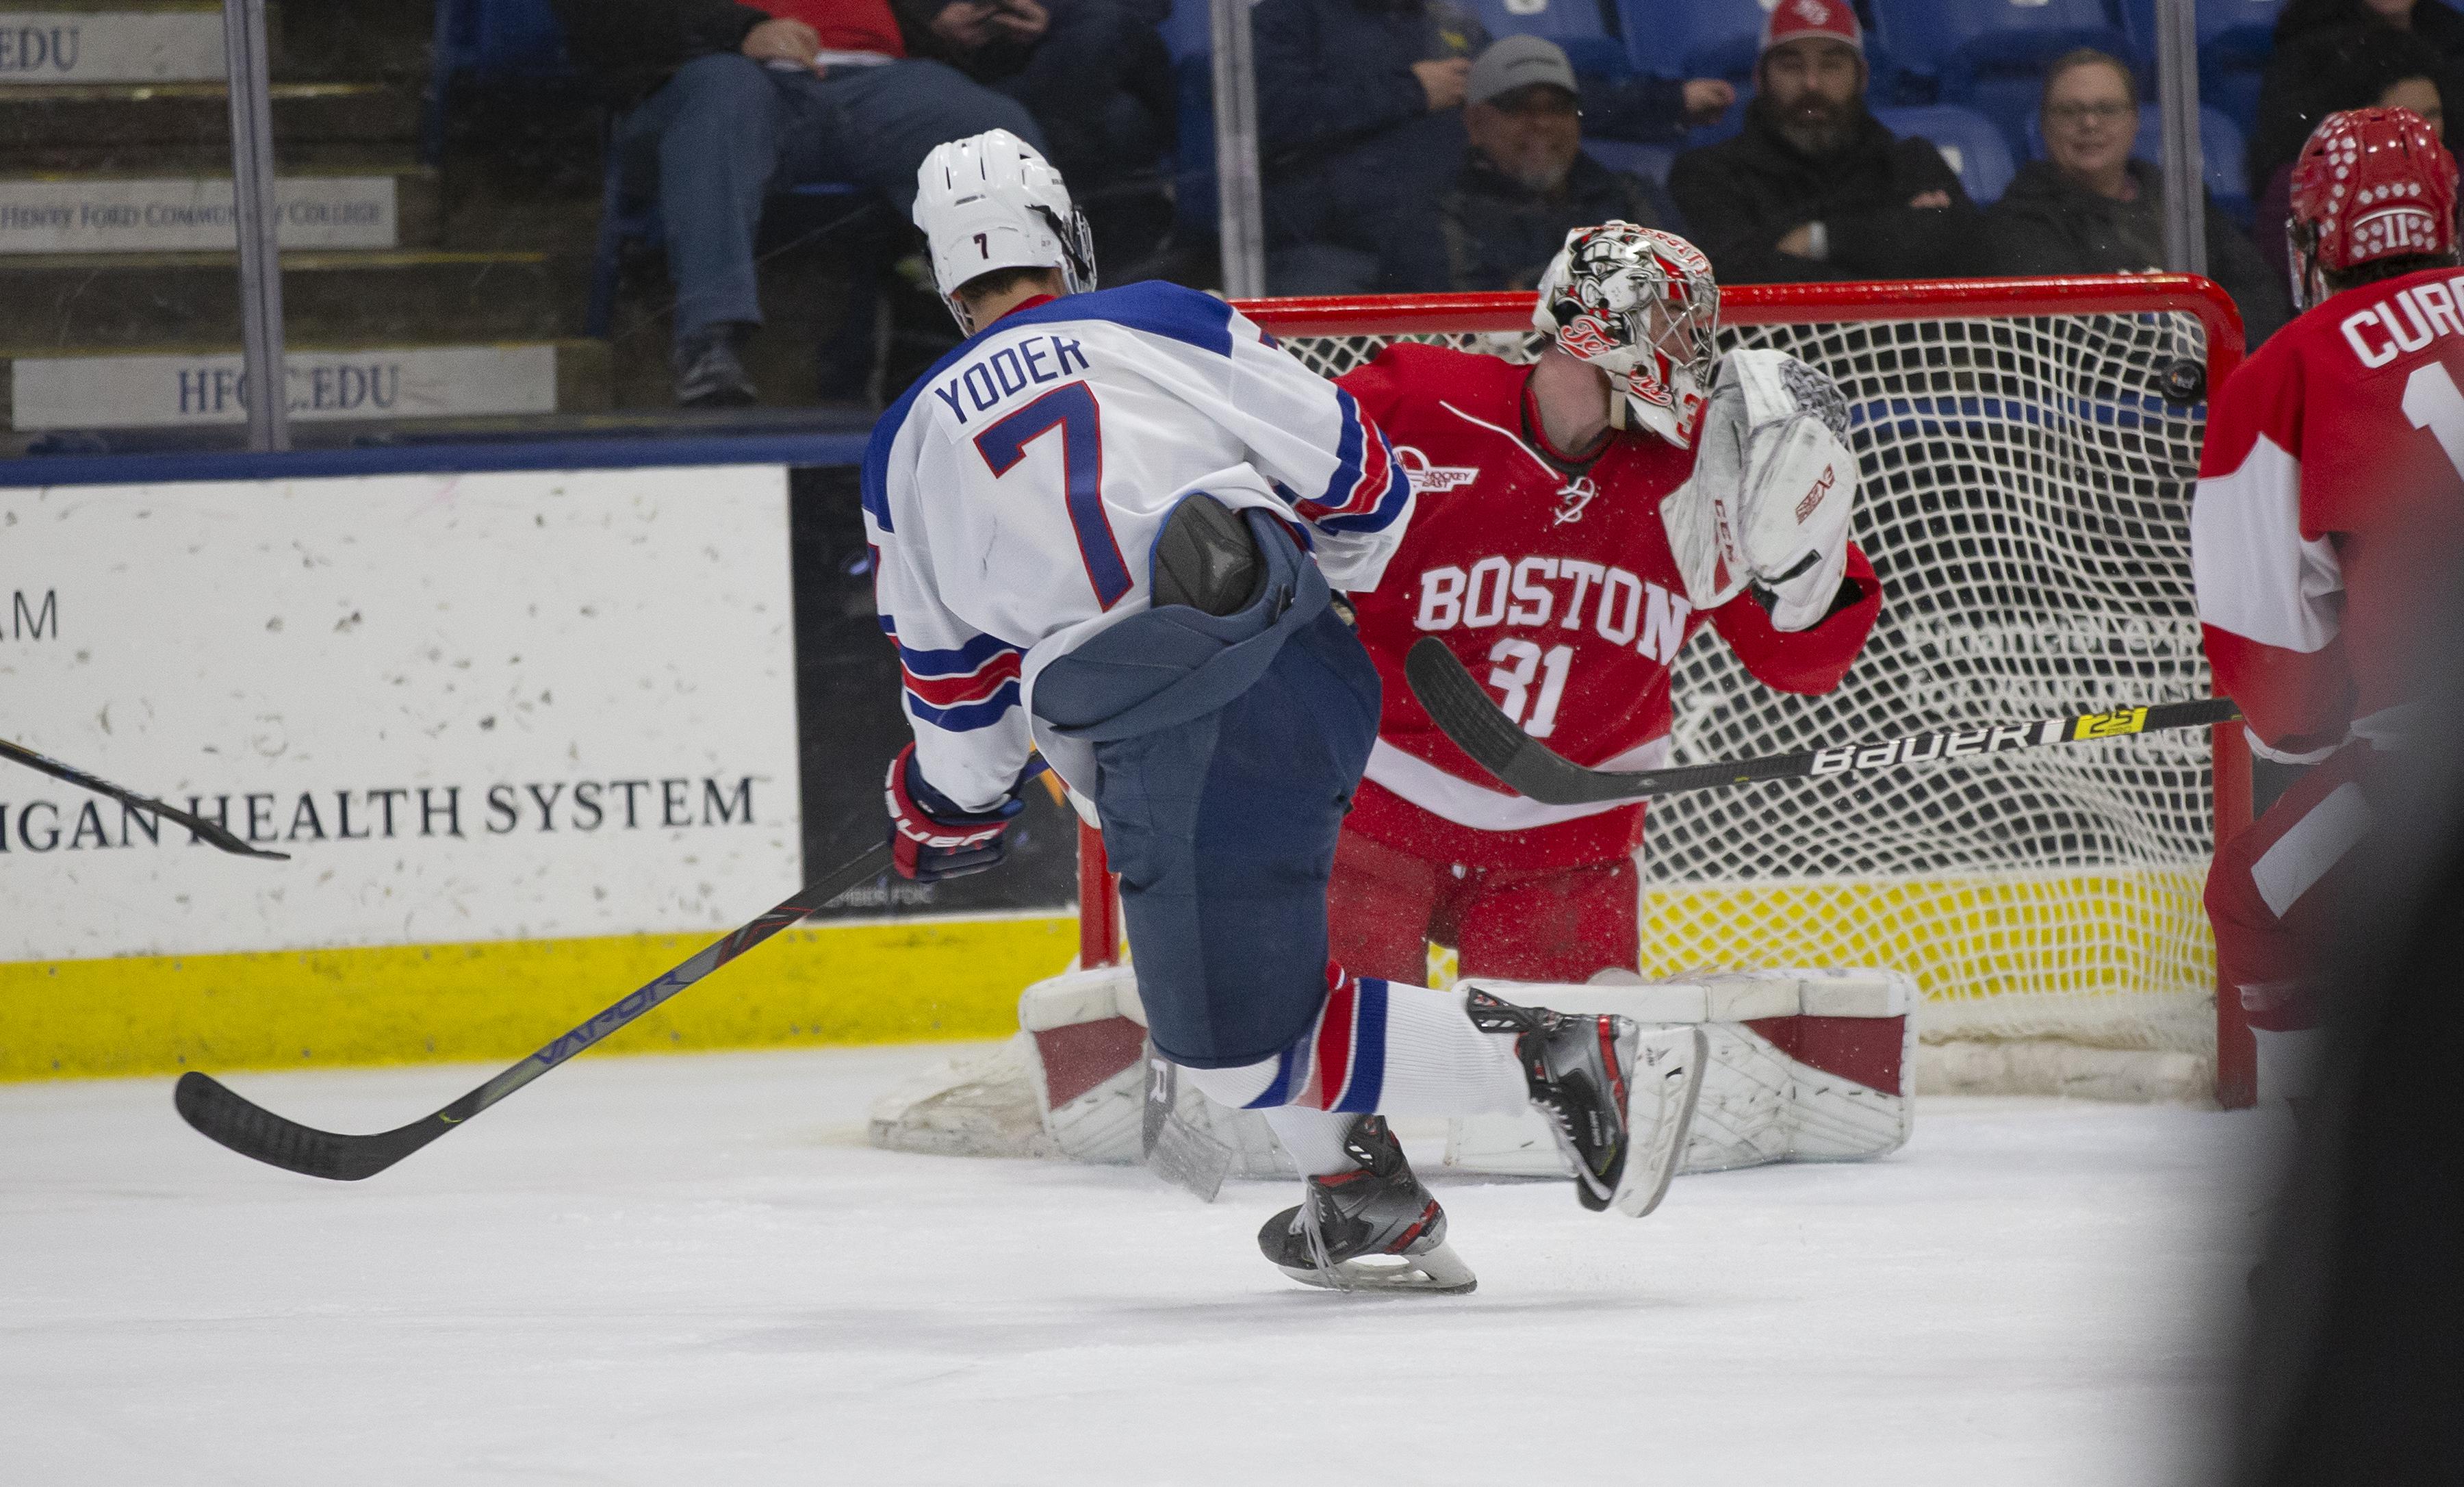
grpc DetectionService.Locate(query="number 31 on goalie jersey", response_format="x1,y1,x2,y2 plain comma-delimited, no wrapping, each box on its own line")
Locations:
1487,638,1574,737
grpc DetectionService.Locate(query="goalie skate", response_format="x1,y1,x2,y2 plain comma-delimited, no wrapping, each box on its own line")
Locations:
1257,1116,1476,1295
1468,989,1707,1217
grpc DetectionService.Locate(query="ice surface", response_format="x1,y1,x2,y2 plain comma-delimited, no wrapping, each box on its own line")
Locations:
0,1045,2278,1486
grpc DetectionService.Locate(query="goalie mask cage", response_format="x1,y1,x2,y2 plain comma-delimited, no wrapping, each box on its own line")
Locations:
1074,275,2255,1108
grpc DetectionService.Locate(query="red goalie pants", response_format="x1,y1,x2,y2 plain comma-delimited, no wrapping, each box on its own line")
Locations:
2205,741,2384,1032
1326,828,1640,986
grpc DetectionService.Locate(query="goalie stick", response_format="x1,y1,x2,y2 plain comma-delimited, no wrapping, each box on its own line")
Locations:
1403,636,2241,807
0,737,287,861
175,839,895,1180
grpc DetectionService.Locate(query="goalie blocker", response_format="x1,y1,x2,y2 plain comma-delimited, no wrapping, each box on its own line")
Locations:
870,962,1914,1178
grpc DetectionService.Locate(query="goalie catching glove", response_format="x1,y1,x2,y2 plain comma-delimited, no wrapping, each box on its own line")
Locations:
1659,348,1860,631
885,742,1024,882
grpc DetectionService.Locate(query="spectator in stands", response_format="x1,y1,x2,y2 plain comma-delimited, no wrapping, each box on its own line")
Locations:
557,0,1044,407
2251,0,2464,199
1439,37,1685,290
1666,0,1986,284
2251,25,2451,285
1986,51,2289,344
1252,0,1489,293
892,0,1175,251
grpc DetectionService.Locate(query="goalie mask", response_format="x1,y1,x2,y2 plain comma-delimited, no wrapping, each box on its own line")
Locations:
2286,107,2459,312
1534,223,1720,448
914,129,1098,335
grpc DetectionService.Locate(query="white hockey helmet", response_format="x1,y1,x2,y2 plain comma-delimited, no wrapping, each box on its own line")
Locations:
1533,223,1721,448
914,128,1097,335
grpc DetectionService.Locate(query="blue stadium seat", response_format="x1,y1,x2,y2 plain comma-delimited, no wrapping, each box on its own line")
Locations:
1465,0,1628,79
1869,0,2131,149
2022,102,2251,225
1161,0,1213,62
1617,0,1771,87
422,0,574,163
2116,0,2285,138
1875,103,2017,203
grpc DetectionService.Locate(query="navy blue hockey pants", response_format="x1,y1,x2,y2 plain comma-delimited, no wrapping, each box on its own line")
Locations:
1031,508,1381,1068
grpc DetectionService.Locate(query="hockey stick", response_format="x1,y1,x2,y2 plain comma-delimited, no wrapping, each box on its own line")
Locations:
174,839,896,1180
0,737,288,861
1403,636,2241,808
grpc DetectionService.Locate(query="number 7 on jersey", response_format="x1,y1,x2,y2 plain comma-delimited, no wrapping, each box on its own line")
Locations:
974,381,1135,609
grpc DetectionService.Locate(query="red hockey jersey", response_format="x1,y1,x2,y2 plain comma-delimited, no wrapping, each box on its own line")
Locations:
2194,264,2464,760
1337,343,1882,872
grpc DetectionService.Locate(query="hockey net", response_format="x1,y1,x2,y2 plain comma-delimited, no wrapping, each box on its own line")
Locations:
1083,275,2254,1104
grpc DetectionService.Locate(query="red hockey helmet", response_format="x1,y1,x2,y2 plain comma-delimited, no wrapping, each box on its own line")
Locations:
2287,106,2460,311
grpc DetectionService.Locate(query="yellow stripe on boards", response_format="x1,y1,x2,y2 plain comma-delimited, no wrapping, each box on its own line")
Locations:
0,915,1075,1081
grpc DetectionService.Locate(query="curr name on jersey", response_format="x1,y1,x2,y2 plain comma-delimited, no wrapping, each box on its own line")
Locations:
1413,555,1693,665
2339,274,2464,368
931,334,1090,425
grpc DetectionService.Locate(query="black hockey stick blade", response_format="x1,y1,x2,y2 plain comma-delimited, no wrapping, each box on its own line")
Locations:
175,839,897,1180
1405,635,2242,807
0,737,287,860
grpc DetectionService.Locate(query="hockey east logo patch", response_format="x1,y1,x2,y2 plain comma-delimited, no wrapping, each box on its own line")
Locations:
1393,444,1480,494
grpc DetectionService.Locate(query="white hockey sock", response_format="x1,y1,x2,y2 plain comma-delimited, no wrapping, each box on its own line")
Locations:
1260,1107,1358,1177
1177,974,1528,1118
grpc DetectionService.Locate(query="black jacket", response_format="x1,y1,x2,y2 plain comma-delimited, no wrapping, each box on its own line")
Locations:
2250,11,2464,196
550,0,768,105
1667,108,1990,284
1441,150,1685,290
1984,158,2291,344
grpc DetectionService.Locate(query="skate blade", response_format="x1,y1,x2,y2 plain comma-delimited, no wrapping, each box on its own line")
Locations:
1276,1240,1478,1295
1613,1026,1708,1219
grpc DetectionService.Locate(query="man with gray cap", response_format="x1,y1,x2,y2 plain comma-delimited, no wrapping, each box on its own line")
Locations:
1441,36,1686,290
1667,0,1986,283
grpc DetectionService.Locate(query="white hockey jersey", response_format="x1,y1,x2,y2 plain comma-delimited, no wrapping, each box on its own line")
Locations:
861,282,1415,811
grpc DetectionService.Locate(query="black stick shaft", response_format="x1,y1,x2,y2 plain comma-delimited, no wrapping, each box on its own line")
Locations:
175,839,896,1179
1404,636,2241,808
0,736,287,860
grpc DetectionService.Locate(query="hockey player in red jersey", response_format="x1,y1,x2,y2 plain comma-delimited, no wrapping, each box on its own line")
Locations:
2195,107,2464,1102
1331,223,1883,984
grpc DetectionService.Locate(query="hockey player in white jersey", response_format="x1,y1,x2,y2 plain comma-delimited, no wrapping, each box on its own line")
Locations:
867,130,1707,1293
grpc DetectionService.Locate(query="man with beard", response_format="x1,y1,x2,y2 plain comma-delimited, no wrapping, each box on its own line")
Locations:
1439,36,1687,290
1667,0,1988,284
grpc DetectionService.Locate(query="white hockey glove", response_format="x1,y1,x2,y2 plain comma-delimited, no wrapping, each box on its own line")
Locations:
1659,350,1860,631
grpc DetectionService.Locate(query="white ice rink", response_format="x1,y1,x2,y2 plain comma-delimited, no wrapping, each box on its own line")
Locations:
1,1045,2277,1486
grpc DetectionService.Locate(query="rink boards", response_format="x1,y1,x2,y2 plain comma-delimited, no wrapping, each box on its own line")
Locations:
0,462,1076,1080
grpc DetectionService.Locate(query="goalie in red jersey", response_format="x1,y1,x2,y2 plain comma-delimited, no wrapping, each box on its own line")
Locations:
2195,107,2464,1105
1331,223,1884,984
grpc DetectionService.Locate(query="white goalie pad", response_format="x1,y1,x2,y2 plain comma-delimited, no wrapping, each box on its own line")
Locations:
1443,969,1915,1178
867,964,1296,1177
1659,348,1859,630
869,964,1911,1181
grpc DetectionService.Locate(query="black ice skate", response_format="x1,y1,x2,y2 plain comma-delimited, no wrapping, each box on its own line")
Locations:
1466,988,1708,1218
1258,1115,1476,1295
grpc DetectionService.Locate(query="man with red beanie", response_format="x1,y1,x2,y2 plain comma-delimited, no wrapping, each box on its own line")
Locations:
1666,0,1989,283
2196,107,2464,1105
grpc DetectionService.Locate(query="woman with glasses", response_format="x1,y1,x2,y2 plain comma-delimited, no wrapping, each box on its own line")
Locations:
1982,49,2288,344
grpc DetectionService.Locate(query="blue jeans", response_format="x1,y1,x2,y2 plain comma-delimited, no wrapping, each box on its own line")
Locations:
618,53,1047,346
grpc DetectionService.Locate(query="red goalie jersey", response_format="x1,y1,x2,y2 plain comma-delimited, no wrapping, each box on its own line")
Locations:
1328,342,1881,981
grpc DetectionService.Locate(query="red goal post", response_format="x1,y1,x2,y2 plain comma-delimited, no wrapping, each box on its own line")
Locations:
1074,275,2255,1106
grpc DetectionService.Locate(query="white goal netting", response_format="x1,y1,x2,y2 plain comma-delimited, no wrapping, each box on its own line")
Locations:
1257,286,2231,1082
